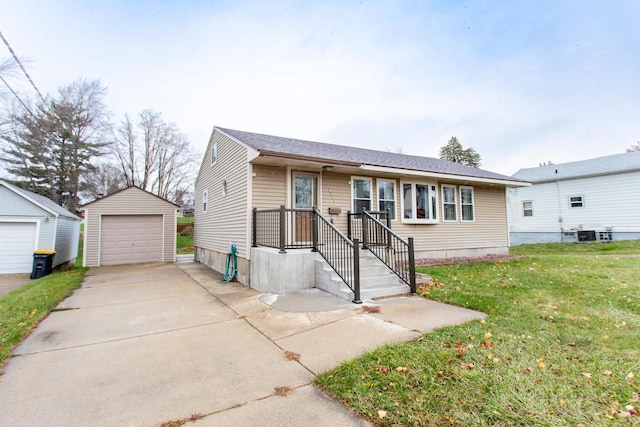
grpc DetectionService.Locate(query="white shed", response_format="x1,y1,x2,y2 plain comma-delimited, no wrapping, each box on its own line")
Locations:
0,180,81,274
80,187,179,267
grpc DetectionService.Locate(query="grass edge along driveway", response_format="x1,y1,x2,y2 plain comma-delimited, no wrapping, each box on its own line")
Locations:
317,241,640,426
0,267,86,370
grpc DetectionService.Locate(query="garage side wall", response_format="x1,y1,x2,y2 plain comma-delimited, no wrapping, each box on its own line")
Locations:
82,188,177,267
53,217,80,267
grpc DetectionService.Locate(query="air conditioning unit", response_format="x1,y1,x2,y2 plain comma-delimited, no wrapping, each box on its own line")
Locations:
576,230,612,242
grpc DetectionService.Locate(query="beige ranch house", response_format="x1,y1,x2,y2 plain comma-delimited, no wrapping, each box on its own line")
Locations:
195,127,528,302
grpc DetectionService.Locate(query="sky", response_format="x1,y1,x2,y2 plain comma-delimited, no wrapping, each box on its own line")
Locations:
1,0,639,176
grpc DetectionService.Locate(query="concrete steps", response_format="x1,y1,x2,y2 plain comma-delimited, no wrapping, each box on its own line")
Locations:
315,250,410,302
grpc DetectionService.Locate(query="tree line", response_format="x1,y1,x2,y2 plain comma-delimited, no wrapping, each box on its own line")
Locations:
0,78,197,213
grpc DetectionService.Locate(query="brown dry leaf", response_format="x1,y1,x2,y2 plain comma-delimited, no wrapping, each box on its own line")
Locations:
284,350,300,361
361,305,381,314
377,410,388,419
396,366,408,372
626,405,638,415
627,372,635,382
274,386,293,397
237,315,246,319
604,370,613,376
581,372,592,379
377,366,391,375
631,394,639,403
537,359,546,370
619,411,631,418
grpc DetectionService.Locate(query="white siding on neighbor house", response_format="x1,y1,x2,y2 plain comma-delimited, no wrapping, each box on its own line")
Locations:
508,171,640,233
82,187,177,267
195,131,250,258
0,186,50,217
53,217,80,267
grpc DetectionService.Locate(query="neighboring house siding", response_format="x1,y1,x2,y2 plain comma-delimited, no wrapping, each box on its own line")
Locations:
251,164,286,209
0,186,50,216
508,171,640,239
53,217,80,267
83,188,177,266
195,131,249,258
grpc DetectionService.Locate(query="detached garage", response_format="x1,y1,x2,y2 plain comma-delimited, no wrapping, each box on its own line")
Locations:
80,187,178,267
0,180,81,274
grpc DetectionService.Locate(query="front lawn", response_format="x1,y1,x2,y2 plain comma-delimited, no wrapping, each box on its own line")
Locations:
0,267,86,368
317,242,640,425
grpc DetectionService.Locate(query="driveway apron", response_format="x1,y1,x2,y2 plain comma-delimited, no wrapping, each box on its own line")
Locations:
0,263,367,426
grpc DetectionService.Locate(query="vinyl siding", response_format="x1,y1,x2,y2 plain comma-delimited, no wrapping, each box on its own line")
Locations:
53,217,80,267
195,131,249,258
0,186,51,216
251,164,286,209
82,187,177,267
508,171,640,233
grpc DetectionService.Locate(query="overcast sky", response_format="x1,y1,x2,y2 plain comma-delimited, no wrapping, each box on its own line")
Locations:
1,0,638,175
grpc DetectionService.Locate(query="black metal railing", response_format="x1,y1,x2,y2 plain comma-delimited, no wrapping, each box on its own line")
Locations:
313,207,361,303
252,206,315,253
360,211,416,293
347,210,390,243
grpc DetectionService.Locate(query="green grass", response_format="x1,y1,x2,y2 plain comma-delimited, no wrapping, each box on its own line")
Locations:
177,216,194,224
0,267,87,367
317,242,640,426
511,239,640,255
176,233,194,254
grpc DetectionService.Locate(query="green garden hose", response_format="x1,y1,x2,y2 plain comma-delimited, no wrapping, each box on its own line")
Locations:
223,244,237,282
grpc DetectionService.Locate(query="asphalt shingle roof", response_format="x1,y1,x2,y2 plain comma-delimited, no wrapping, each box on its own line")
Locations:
217,127,524,183
0,180,80,219
512,151,640,183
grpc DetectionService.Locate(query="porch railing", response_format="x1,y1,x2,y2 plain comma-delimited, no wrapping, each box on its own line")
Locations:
347,210,390,243
252,206,315,253
358,210,416,293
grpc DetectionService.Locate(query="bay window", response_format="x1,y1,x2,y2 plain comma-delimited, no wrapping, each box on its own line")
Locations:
401,181,437,223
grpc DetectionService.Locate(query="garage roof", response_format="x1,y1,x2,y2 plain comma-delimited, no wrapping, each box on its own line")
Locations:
0,180,80,220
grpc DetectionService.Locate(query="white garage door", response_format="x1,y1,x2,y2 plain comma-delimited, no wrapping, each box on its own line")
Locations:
100,215,163,265
0,222,37,274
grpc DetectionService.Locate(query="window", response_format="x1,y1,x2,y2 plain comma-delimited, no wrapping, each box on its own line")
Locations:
378,179,396,220
441,185,457,221
460,187,474,221
401,181,437,222
522,200,533,217
210,143,218,166
202,190,208,213
569,195,583,208
352,177,372,213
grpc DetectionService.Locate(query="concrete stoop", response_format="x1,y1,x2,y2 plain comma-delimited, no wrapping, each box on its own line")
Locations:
315,251,410,302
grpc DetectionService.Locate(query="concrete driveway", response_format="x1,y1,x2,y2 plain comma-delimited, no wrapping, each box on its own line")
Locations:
0,262,484,426
0,273,31,297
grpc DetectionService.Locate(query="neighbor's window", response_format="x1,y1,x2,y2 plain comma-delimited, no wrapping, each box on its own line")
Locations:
203,190,208,213
441,185,457,221
377,179,396,220
352,177,372,213
522,200,533,217
211,142,218,166
460,187,475,221
569,195,584,208
401,181,437,222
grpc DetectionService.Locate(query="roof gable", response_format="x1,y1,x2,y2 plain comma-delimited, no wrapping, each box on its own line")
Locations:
216,127,525,184
513,151,640,183
80,186,179,209
0,180,80,220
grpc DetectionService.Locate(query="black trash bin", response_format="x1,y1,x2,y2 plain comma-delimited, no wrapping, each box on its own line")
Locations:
31,250,56,279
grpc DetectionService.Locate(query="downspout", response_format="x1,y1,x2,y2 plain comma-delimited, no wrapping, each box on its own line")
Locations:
555,177,563,242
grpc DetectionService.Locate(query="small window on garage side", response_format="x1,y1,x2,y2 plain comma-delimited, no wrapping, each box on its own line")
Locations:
522,200,533,217
211,143,218,166
203,190,208,213
569,195,583,208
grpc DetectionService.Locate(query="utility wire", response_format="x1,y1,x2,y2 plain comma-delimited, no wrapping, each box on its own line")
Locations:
0,29,47,104
0,74,37,119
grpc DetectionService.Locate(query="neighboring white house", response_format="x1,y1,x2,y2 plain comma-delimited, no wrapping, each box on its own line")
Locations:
507,151,640,245
0,180,81,274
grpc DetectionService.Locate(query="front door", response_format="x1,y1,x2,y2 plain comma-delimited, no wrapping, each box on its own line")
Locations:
293,173,317,243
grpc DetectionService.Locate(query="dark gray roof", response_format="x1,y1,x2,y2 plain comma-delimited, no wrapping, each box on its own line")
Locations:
0,180,81,220
513,151,640,183
217,127,524,183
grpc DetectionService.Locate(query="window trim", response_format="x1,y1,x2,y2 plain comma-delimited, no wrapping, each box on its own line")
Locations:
377,178,396,221
202,189,208,213
522,200,533,217
210,142,218,166
351,176,373,213
460,186,475,222
400,180,438,224
441,184,457,222
569,195,584,208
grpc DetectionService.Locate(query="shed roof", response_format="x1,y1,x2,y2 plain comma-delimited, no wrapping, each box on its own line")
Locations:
217,127,527,185
0,180,80,220
512,151,640,183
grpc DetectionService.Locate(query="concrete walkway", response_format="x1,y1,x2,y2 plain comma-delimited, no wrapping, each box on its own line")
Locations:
0,262,485,426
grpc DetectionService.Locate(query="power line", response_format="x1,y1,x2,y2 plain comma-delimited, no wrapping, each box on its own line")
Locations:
0,74,37,119
0,29,47,104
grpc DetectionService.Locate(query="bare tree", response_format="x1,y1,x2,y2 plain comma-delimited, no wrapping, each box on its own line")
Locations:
112,109,197,203
626,142,640,152
81,162,126,201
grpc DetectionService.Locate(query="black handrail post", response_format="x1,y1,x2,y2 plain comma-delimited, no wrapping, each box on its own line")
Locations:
279,205,287,254
386,208,392,249
361,211,368,249
252,207,258,247
408,237,416,294
347,210,352,240
352,238,362,304
311,206,318,252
